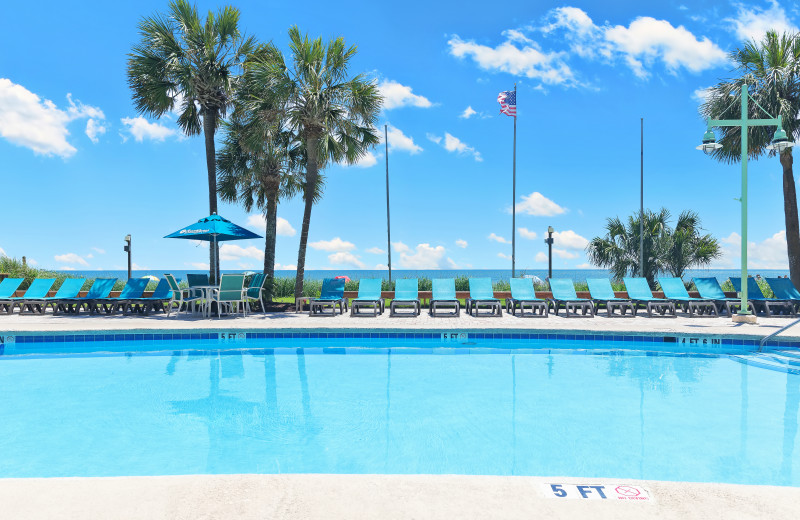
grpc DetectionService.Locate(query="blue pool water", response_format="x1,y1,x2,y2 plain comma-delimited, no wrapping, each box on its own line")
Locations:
1,337,798,486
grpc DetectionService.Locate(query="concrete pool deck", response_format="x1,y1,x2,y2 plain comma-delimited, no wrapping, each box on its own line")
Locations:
2,474,799,519
2,309,800,340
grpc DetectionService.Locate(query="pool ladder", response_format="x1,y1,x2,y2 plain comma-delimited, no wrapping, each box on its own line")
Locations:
758,316,800,351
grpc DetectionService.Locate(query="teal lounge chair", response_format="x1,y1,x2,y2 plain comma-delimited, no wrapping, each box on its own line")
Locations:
245,273,268,313
506,278,547,317
164,273,203,315
350,278,385,316
466,277,501,317
89,278,149,314
310,278,348,316
693,277,752,316
586,278,634,317
6,279,56,315
390,278,420,317
62,278,117,315
730,277,793,317
547,278,593,317
0,278,24,313
43,279,86,314
430,278,460,317
208,273,248,318
124,278,173,314
766,278,800,315
622,277,676,317
658,277,719,317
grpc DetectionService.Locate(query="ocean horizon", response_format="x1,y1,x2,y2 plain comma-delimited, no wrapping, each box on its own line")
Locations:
58,268,791,283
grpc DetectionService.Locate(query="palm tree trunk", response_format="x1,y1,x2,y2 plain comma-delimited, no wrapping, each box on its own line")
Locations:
263,189,278,302
781,149,800,287
203,110,219,284
295,135,318,299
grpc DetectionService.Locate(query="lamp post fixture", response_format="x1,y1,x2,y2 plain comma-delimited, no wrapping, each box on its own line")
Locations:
544,226,554,279
697,84,795,323
123,234,132,281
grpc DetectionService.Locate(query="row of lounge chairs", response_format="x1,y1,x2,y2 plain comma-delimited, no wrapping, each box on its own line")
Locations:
305,276,800,318
0,273,269,317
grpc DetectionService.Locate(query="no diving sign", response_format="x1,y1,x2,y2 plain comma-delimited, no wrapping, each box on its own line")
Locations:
542,483,652,502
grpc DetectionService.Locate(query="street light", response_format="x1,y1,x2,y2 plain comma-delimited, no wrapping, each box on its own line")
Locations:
123,234,132,281
544,226,554,279
697,85,795,323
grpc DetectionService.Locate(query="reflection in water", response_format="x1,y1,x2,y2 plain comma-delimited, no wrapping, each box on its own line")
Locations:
165,351,181,376
740,363,748,459
385,351,391,472
511,355,517,475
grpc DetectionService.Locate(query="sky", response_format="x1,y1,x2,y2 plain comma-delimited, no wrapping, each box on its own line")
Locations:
0,0,798,273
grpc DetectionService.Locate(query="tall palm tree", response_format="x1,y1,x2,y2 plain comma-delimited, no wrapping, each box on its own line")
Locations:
217,114,302,302
247,27,382,299
586,208,720,287
700,30,800,287
127,0,254,283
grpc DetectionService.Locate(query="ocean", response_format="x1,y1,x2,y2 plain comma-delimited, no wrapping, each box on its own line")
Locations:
59,268,790,283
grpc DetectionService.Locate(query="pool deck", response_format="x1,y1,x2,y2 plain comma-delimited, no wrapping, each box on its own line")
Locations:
2,310,799,340
2,474,799,519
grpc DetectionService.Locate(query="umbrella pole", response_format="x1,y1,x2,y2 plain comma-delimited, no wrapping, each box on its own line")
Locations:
214,235,219,285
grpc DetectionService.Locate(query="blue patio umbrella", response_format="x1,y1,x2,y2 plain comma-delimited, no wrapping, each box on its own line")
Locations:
165,213,262,283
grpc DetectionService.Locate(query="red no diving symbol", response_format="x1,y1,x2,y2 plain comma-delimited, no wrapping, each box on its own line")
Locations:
615,486,641,497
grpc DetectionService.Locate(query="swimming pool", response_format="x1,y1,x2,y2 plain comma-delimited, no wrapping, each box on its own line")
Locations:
1,331,798,486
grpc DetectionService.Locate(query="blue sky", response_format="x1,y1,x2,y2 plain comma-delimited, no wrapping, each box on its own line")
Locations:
0,0,797,273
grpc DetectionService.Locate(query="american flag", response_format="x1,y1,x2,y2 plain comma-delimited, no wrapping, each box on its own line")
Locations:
497,90,516,117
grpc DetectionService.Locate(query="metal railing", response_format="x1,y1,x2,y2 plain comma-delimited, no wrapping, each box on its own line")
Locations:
759,316,800,351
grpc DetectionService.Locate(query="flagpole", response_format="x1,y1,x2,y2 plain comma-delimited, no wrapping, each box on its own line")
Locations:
385,124,392,283
512,83,517,278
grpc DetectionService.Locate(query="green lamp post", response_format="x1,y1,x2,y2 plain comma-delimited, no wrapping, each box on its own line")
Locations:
697,84,795,322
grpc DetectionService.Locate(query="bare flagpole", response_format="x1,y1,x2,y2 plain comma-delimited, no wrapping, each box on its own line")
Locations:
385,124,392,283
639,118,644,276
512,83,517,278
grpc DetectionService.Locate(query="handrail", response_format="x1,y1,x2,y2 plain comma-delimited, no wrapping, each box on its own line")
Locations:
759,316,800,351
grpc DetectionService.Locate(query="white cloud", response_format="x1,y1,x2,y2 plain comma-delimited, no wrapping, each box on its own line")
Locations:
275,263,297,270
456,239,468,248
0,246,6,257
497,252,512,260
518,227,538,240
460,106,478,119
725,1,798,42
85,118,107,143
535,252,548,262
350,150,379,168
396,243,458,269
552,229,589,249
58,266,76,271
428,132,482,161
219,244,263,261
309,237,356,252
328,251,366,268
447,33,576,86
576,262,593,268
185,262,210,270
131,263,149,270
86,253,94,259
392,241,411,254
692,86,713,103
426,133,442,145
515,191,566,216
366,247,386,254
246,214,296,236
54,253,89,266
92,247,106,254
121,116,176,142
488,233,510,244
717,230,788,269
27,258,38,266
378,79,433,109
0,79,106,158
553,248,579,259
383,124,422,154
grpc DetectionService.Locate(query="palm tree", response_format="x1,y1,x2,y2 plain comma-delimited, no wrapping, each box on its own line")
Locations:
586,208,720,287
663,211,722,279
247,27,382,299
217,114,302,302
700,30,800,287
127,0,254,283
